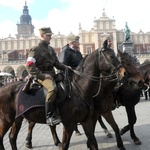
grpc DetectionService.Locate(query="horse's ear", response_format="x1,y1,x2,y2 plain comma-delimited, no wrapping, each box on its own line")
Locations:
117,49,123,57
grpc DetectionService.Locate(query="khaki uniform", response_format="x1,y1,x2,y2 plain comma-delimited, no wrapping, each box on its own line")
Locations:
26,40,66,102
26,27,66,126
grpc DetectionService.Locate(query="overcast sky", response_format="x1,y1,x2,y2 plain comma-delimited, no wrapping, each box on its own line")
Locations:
0,0,150,38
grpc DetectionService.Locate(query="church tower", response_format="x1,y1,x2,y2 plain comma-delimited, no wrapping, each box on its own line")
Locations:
16,1,34,38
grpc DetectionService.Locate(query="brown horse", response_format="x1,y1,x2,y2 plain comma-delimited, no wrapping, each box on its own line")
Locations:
23,51,143,150
96,60,150,145
88,51,144,148
0,47,123,150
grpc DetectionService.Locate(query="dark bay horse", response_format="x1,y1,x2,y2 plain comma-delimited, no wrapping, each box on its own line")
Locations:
88,51,144,148
97,60,150,145
0,47,123,150
24,51,143,150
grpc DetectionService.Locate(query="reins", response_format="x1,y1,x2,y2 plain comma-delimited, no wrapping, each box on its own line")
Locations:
69,48,120,100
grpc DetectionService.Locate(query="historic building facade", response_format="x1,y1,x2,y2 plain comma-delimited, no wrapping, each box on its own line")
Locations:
0,3,150,78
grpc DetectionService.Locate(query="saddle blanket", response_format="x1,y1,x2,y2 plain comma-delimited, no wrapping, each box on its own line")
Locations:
16,85,45,118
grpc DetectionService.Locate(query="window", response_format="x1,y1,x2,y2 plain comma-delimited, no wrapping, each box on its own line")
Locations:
86,46,91,54
136,47,141,54
18,53,22,59
147,46,150,52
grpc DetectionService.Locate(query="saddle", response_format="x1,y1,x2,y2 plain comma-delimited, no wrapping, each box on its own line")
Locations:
15,73,69,118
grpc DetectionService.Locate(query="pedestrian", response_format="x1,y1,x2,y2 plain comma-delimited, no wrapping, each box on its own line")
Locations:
60,34,83,135
26,27,69,126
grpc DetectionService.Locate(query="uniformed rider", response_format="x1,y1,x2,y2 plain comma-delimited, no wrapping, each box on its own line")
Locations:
26,27,68,126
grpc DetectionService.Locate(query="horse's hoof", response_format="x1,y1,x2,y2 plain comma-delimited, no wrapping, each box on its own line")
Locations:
25,142,32,149
134,139,142,145
118,147,126,150
107,133,113,138
55,141,62,146
58,143,62,147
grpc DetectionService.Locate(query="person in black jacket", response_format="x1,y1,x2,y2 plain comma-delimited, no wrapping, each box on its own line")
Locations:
59,35,83,135
60,35,83,79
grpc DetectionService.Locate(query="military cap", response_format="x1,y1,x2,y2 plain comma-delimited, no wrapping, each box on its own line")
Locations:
39,27,53,35
68,35,80,43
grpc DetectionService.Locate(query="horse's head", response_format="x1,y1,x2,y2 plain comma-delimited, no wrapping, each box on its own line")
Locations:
118,50,144,88
74,47,122,84
98,47,122,75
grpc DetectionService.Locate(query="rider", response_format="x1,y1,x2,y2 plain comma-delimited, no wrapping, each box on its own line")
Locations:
102,36,113,49
59,34,83,135
26,27,69,126
60,34,83,79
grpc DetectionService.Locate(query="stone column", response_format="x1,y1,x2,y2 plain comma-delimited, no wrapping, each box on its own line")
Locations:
122,40,133,57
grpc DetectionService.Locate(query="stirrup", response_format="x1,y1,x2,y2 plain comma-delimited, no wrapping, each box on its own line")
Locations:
46,115,61,126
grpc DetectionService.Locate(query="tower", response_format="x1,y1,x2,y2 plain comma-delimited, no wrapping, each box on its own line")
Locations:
16,1,34,38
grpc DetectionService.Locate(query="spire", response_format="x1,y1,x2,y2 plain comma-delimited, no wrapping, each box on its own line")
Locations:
23,1,29,15
20,1,32,24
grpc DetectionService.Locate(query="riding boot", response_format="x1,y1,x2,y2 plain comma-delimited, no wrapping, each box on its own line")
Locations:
45,102,61,126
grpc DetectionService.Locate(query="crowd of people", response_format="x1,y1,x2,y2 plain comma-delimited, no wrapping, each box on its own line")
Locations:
0,75,23,86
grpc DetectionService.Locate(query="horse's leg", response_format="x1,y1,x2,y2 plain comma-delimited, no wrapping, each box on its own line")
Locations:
25,120,35,148
61,123,75,150
0,119,12,150
120,125,129,135
125,106,141,145
98,115,113,138
102,111,126,150
26,121,61,148
81,118,98,150
49,125,62,147
74,124,81,136
9,117,24,150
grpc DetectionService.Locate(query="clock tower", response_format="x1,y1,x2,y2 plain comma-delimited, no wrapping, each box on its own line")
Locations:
16,1,34,38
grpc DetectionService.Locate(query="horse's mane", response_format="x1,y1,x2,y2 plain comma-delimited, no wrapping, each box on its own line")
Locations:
143,59,150,63
0,81,24,96
138,61,150,70
77,55,88,67
140,61,150,66
76,50,98,72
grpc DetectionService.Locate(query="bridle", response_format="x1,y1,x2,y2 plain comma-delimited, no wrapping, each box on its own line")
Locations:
72,48,121,81
120,56,144,88
70,48,121,99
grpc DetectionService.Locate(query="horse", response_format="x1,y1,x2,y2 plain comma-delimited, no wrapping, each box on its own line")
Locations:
0,47,124,150
23,50,143,150
96,60,150,145
87,51,144,148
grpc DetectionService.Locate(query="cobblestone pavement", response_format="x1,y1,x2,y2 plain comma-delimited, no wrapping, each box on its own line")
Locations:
3,97,150,150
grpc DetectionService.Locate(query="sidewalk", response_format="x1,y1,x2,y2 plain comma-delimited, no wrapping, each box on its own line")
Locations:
4,97,150,150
